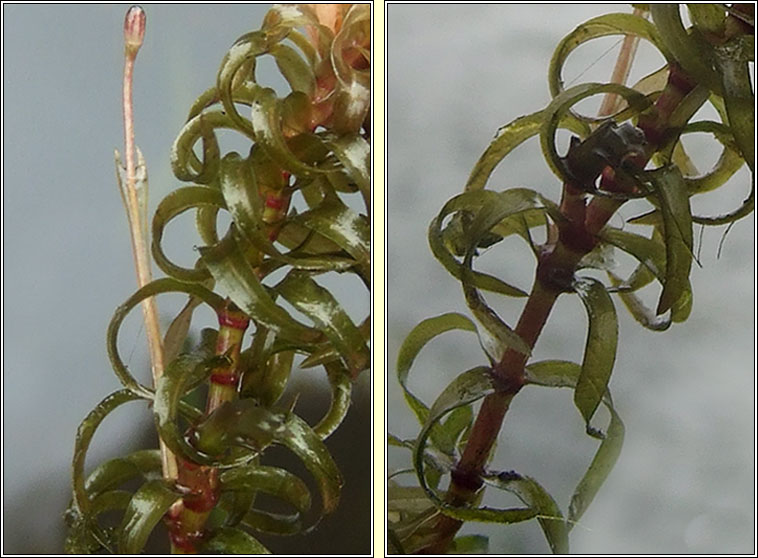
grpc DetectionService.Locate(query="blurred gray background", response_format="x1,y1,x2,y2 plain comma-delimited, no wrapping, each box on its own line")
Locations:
388,4,754,554
3,4,369,554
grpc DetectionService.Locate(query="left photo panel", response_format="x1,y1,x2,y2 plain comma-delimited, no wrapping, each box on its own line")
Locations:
2,4,371,555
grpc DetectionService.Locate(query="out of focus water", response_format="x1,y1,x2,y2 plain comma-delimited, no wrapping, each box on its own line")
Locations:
387,4,754,554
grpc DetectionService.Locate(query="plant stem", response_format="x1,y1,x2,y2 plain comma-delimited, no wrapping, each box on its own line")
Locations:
419,43,702,558
165,302,250,554
120,6,178,482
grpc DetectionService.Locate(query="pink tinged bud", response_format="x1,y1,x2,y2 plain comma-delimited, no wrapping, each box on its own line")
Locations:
124,6,146,55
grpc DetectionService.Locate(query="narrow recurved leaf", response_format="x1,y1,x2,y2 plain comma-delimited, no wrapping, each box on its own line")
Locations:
116,479,181,554
571,277,618,430
483,472,569,554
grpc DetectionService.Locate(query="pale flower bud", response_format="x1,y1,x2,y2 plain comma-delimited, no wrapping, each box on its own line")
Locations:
124,5,146,56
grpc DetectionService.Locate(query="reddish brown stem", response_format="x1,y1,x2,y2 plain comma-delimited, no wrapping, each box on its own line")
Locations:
418,60,701,555
165,301,250,554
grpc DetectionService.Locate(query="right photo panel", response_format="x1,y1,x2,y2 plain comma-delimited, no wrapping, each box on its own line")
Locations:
387,4,755,554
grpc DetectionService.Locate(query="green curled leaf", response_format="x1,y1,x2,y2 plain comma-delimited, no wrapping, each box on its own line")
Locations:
482,472,568,554
82,449,162,502
107,278,226,397
218,153,358,274
170,112,221,184
201,527,271,554
313,360,353,440
116,479,182,554
216,29,284,138
275,270,369,378
523,360,625,529
459,189,552,361
715,42,755,172
152,185,226,282
199,228,322,345
292,197,371,283
270,42,315,96
220,464,311,535
412,366,535,525
429,190,533,297
153,350,245,467
607,271,670,331
465,110,590,193
449,535,490,554
323,133,371,211
72,390,147,517
679,120,745,195
571,277,618,430
193,400,343,517
598,225,692,323
240,325,293,407
540,82,652,186
250,87,332,177
651,4,723,95
396,312,477,427
549,12,669,99
644,165,694,314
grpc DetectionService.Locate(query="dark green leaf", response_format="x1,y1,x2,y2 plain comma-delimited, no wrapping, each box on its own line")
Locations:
571,277,618,429
201,526,271,554
647,165,694,314
275,270,369,377
117,479,181,554
199,228,321,345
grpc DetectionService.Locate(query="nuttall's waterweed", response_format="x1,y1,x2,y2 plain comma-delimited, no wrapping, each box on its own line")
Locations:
389,4,753,554
66,4,370,554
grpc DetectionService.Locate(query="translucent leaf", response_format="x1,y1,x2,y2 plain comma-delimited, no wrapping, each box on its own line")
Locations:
107,278,226,397
608,271,670,331
116,479,181,554
460,190,552,360
523,360,625,528
429,190,532,297
549,12,668,99
568,401,624,526
72,390,146,517
388,484,438,515
571,277,618,429
715,40,755,172
483,471,569,554
396,313,477,427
